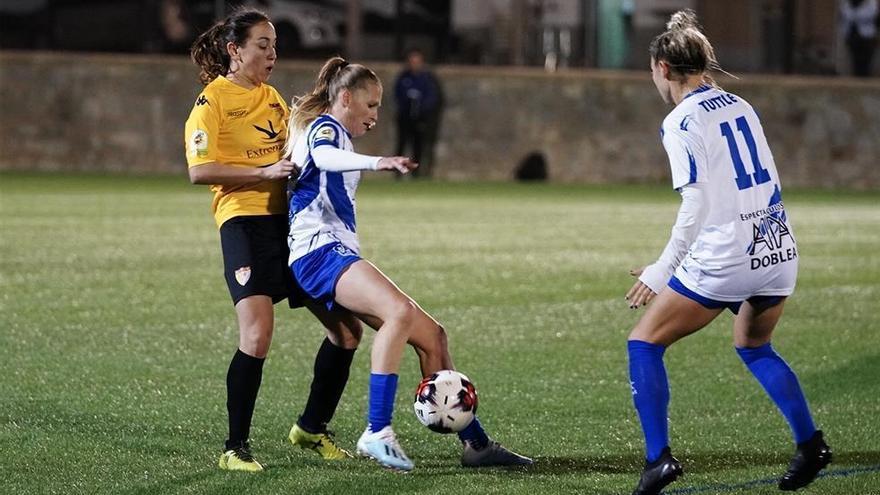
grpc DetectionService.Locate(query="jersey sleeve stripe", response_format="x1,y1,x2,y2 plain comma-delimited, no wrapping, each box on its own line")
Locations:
687,148,698,184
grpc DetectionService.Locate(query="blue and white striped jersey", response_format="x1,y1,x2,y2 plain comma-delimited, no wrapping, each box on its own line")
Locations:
287,114,361,262
662,85,797,300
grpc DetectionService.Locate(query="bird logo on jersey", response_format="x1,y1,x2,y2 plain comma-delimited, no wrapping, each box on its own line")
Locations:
234,266,251,286
254,120,280,141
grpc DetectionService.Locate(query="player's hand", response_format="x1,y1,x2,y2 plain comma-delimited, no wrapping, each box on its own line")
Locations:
261,158,297,180
377,156,418,174
626,267,657,309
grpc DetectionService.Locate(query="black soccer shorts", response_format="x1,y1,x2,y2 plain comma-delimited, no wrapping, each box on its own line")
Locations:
219,214,296,305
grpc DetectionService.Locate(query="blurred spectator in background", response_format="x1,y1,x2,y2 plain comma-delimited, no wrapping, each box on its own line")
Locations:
160,0,193,53
394,48,443,178
840,0,879,77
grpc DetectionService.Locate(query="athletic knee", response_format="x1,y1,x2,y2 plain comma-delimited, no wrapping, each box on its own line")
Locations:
235,299,275,357
386,299,420,328
240,323,273,357
628,325,663,345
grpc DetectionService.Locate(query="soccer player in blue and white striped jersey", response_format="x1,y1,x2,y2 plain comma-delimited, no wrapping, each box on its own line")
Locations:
284,57,532,472
624,10,831,495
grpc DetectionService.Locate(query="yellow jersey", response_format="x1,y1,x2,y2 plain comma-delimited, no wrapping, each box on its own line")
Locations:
184,76,289,228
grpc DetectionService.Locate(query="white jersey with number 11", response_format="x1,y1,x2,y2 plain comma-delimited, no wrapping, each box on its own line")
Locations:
662,85,797,302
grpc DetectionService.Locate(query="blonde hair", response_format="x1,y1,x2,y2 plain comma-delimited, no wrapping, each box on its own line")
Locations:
649,9,727,87
284,57,381,156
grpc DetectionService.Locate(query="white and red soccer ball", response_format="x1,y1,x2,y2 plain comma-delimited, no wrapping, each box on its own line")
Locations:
413,370,478,433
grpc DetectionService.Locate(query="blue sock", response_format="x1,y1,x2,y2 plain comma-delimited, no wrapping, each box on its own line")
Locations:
628,340,670,463
736,343,816,444
368,373,398,432
458,416,489,449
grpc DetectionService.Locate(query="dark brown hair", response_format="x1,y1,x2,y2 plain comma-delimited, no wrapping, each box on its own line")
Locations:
649,9,722,86
190,8,270,85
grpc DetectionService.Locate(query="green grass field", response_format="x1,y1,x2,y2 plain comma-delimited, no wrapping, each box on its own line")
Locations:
1,173,878,495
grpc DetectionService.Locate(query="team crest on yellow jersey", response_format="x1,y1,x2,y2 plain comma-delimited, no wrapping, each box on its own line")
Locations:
189,129,209,158
234,266,251,286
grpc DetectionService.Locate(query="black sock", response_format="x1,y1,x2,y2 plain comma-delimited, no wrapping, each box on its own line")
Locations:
225,349,265,450
298,338,356,433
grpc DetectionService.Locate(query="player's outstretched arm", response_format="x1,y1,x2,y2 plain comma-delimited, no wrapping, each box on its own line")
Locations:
376,156,418,174
311,146,418,175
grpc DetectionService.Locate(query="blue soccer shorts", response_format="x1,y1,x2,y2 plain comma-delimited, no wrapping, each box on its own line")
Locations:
290,241,361,311
668,275,784,315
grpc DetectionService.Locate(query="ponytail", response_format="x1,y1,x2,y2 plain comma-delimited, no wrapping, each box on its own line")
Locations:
189,8,270,85
190,22,229,85
288,57,349,133
285,57,380,156
649,9,731,86
665,9,701,32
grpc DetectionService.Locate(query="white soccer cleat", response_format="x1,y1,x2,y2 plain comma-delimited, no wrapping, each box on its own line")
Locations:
356,425,414,472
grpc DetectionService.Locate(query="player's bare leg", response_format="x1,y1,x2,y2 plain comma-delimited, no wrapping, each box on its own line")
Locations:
335,260,431,374
356,302,453,377
360,307,532,468
629,289,722,345
333,260,420,471
336,260,531,469
235,295,275,358
732,296,785,348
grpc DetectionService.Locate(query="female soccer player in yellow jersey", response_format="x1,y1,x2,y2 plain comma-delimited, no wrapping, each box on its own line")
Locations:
185,8,356,471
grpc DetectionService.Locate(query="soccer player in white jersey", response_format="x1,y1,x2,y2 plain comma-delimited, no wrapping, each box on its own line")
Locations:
283,57,532,472
624,10,831,495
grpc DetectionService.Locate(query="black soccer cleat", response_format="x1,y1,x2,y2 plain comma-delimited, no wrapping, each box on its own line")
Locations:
632,447,683,495
779,430,832,491
461,440,534,468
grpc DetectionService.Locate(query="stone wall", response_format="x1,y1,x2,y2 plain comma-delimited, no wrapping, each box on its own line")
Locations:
1,51,878,189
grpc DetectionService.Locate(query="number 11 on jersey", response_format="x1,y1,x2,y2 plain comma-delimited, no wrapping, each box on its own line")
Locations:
720,116,771,190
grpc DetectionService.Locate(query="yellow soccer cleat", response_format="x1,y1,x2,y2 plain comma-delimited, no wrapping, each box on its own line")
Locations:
289,424,353,460
218,442,264,472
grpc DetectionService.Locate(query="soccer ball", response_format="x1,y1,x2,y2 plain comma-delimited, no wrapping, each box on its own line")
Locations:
413,370,478,433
